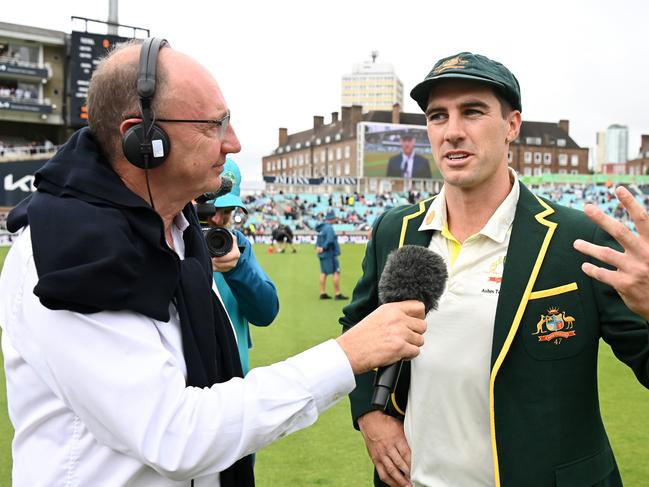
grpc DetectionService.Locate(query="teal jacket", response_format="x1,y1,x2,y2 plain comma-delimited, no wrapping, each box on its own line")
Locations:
340,183,649,487
214,229,279,374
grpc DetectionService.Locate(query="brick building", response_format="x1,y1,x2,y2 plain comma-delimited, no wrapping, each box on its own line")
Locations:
625,135,649,176
508,120,589,176
262,107,590,193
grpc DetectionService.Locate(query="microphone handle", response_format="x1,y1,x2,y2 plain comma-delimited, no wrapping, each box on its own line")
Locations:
371,361,403,410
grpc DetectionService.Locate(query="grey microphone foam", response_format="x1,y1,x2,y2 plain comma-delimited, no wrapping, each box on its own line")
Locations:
372,245,448,410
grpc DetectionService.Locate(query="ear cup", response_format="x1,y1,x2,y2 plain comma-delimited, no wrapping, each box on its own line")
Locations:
122,123,171,169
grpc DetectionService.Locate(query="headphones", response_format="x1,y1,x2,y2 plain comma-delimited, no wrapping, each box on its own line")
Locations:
122,38,171,169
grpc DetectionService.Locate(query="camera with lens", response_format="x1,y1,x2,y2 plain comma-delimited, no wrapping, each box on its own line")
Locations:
195,178,235,258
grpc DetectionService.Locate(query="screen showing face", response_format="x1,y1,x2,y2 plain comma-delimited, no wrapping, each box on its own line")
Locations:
360,122,439,179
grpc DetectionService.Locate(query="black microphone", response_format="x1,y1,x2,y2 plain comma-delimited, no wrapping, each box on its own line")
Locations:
371,245,448,411
195,176,233,204
195,177,234,222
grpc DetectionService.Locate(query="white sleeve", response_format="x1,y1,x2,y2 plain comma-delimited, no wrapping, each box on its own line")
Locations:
4,239,355,480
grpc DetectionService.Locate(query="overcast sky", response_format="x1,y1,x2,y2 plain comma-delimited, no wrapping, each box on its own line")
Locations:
4,0,649,183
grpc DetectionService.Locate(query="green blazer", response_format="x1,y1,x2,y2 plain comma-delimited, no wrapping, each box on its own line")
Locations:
340,183,649,487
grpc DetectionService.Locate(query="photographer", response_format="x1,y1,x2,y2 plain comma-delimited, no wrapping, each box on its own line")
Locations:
207,158,279,375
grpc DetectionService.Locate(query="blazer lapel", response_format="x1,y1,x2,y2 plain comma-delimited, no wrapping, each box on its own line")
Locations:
490,183,557,368
399,196,435,248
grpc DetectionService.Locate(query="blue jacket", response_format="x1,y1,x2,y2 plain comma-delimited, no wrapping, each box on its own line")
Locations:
315,222,340,259
213,229,279,374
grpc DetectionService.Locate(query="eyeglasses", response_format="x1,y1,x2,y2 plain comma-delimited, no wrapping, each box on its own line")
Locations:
154,110,231,139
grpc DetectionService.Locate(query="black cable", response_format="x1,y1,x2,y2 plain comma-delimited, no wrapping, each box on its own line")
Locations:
144,155,155,210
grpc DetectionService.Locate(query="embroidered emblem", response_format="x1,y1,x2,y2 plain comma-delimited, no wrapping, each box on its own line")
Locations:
425,210,435,225
432,56,469,75
222,169,237,183
487,256,505,283
532,307,576,345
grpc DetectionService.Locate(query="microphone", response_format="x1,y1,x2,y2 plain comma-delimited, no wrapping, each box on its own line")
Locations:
195,176,234,222
371,245,448,411
195,176,233,204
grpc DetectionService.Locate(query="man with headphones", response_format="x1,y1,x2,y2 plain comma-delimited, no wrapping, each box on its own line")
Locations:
0,39,427,486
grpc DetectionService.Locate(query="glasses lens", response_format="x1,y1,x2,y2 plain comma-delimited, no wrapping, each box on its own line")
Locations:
219,113,230,139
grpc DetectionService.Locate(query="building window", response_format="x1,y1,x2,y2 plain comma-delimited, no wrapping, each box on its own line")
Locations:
336,164,342,176
571,154,579,166
266,162,271,172
315,138,321,145
559,154,568,166
328,150,334,162
534,152,542,163
558,169,567,174
295,143,301,149
543,153,552,164
344,145,351,158
526,136,542,145
282,159,287,169
321,150,326,162
543,167,551,174
570,169,578,175
524,167,532,176
534,167,543,176
557,138,566,147
325,136,331,143
524,151,532,164
344,162,350,175
336,147,342,160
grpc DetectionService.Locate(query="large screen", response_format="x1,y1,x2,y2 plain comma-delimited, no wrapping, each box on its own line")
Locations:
359,122,439,179
68,31,130,128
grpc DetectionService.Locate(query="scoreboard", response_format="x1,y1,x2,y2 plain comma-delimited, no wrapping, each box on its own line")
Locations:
68,31,130,128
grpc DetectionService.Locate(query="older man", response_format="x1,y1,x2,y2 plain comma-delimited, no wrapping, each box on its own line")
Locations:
342,52,649,487
0,39,427,486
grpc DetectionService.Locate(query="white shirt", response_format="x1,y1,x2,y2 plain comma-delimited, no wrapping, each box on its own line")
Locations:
405,171,519,487
0,225,355,487
401,152,415,178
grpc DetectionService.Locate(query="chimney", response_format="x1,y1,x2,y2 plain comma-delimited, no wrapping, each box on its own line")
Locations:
558,119,569,134
350,105,363,137
341,106,352,137
641,134,649,153
331,111,339,124
278,127,288,146
391,103,400,124
313,115,324,130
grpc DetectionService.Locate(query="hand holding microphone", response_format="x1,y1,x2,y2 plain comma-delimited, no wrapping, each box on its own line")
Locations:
336,300,427,375
371,245,448,410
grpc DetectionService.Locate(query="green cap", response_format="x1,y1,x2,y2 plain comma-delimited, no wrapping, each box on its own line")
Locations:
410,52,522,113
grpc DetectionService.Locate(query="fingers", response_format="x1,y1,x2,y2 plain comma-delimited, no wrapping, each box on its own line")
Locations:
582,203,637,251
388,444,411,477
580,261,618,288
376,460,411,487
573,239,624,270
615,186,649,239
391,300,426,320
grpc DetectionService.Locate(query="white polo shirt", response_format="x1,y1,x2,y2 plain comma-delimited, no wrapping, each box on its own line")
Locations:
405,171,520,487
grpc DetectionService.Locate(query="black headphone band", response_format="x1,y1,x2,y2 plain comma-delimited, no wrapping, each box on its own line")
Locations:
137,38,168,136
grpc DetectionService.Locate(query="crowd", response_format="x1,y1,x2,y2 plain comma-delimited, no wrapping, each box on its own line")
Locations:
2,183,647,244
0,138,57,159
228,183,649,239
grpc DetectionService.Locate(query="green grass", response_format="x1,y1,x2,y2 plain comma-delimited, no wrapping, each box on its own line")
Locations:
0,243,647,485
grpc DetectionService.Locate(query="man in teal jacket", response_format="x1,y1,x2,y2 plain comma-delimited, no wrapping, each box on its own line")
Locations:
341,52,649,487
